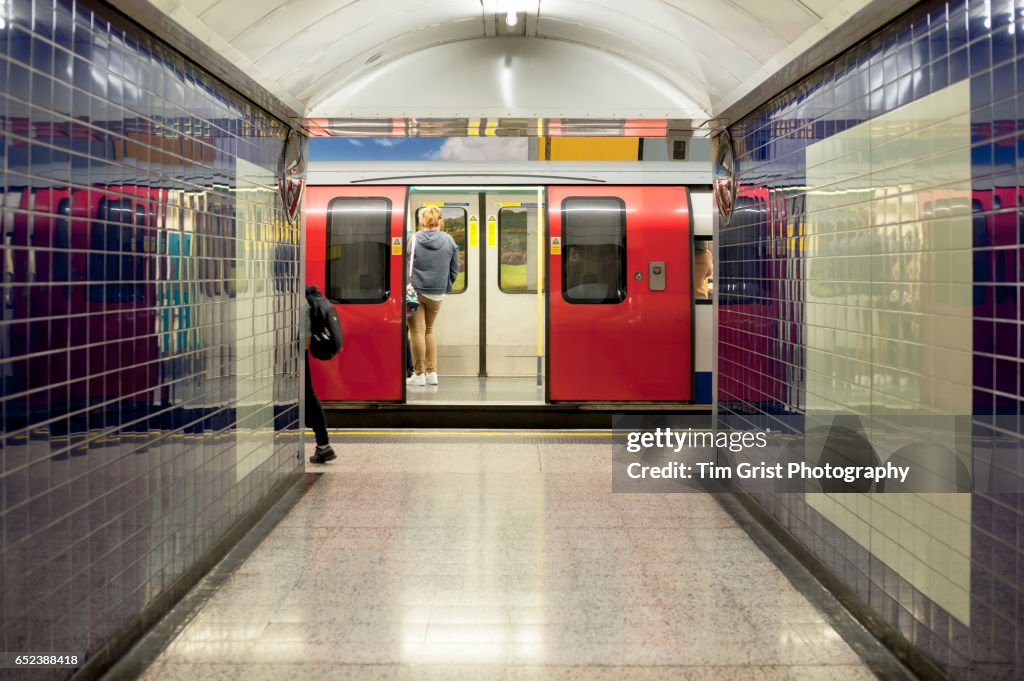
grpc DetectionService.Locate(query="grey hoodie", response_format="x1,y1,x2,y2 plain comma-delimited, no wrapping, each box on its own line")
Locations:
410,230,460,295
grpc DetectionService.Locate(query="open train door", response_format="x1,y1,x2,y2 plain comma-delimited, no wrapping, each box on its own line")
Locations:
547,186,693,401
306,186,406,401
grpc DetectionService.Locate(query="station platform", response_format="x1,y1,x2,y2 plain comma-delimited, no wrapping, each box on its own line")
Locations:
104,431,915,681
326,376,711,429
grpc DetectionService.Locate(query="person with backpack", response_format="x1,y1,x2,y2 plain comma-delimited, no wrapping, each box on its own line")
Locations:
303,285,341,464
407,206,460,386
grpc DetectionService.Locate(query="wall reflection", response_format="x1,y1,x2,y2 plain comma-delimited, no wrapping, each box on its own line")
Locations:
0,0,300,671
720,1,1024,679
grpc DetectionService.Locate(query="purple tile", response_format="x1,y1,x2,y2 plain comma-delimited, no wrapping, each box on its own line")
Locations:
996,358,1019,394
976,355,996,390
994,321,1016,355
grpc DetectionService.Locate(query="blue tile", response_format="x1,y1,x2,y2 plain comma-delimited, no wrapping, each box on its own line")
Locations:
931,22,950,60
952,46,971,82
968,0,993,41
932,57,951,89
993,56,1017,99
990,0,1014,29
971,35,994,75
950,7,970,47
992,23,1015,64
912,36,930,69
0,0,298,671
9,0,32,30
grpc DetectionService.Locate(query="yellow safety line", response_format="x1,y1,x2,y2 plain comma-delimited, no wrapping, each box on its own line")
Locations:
306,430,612,437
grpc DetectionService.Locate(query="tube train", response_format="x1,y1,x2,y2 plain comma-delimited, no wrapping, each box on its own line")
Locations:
306,157,1020,409
305,162,715,405
1,180,279,433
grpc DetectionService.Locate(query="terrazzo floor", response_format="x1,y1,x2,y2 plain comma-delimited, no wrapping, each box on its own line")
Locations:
405,376,545,404
133,433,885,680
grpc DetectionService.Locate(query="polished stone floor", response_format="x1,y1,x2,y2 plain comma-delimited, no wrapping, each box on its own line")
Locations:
406,376,545,404
135,433,884,680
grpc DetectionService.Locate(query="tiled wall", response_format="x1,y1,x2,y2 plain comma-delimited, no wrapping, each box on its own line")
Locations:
721,0,1022,679
0,0,301,675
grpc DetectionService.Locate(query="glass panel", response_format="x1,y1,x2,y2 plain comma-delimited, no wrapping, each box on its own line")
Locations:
694,236,713,302
498,206,537,293
327,197,391,303
414,206,466,293
562,197,625,304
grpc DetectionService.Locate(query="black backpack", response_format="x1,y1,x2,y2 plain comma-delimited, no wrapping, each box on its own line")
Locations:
305,285,342,360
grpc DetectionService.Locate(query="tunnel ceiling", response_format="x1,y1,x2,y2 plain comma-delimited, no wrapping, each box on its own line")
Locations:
135,0,903,128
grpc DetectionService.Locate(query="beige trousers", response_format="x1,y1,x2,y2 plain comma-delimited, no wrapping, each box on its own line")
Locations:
409,294,443,374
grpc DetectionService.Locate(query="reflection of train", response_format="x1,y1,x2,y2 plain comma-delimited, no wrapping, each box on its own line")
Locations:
717,186,786,410
1,182,240,431
717,177,1021,415
305,163,714,404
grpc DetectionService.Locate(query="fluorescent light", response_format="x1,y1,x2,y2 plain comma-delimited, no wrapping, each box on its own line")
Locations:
505,10,518,26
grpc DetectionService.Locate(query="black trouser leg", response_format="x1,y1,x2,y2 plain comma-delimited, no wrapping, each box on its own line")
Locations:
304,352,329,447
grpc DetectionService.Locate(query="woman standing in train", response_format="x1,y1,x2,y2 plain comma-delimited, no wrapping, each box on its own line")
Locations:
407,205,460,386
694,240,713,300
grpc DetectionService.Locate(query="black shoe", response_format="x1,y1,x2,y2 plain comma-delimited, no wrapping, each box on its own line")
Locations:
309,445,337,464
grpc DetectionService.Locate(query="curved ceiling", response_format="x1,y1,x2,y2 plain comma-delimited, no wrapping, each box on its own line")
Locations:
137,0,893,124
306,38,707,119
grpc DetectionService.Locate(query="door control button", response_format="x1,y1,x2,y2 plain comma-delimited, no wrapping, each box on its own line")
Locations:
648,261,666,291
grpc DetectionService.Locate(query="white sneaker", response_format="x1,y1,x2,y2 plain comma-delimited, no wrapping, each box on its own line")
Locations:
406,373,426,386
426,372,438,385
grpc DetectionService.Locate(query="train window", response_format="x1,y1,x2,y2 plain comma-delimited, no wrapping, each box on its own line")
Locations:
719,195,766,305
53,198,71,283
498,206,537,293
88,197,136,304
561,197,626,304
694,236,713,304
327,197,392,303
414,206,466,293
134,203,149,300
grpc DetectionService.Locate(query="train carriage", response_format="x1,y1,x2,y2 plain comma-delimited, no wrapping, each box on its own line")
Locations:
305,163,714,407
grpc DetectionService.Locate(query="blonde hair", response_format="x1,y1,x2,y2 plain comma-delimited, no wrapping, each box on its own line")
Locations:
418,206,444,230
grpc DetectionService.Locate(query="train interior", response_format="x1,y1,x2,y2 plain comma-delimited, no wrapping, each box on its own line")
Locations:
405,187,547,406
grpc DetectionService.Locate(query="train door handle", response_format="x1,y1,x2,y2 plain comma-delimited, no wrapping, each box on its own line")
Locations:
648,261,666,291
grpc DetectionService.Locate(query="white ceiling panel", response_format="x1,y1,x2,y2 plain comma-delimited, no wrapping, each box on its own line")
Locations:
797,0,836,18
308,38,705,118
254,3,477,77
294,20,483,101
139,0,883,121
534,18,722,110
239,0,471,64
550,0,791,61
536,11,759,87
197,0,313,42
729,0,821,42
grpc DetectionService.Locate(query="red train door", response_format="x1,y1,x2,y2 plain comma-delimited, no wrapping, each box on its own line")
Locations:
547,186,692,401
306,186,406,401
